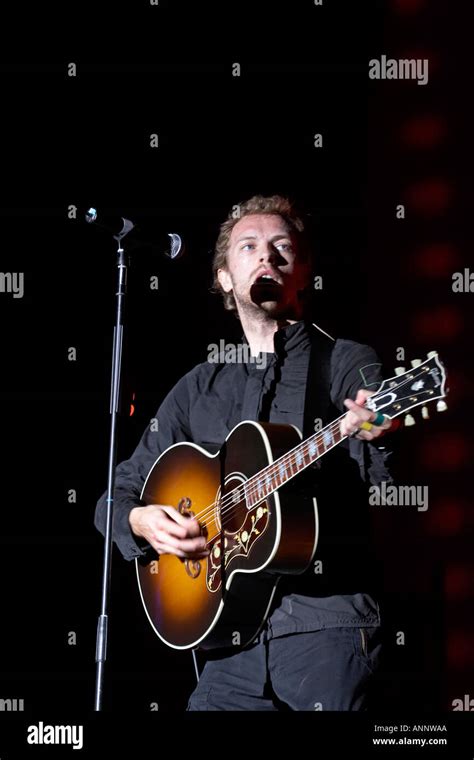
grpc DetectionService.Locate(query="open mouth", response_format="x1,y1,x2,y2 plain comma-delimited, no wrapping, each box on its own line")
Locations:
254,274,281,286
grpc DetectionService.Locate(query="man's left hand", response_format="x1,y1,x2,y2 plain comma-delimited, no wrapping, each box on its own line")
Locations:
340,389,393,441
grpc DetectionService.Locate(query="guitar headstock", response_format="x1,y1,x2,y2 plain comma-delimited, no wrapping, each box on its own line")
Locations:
366,352,448,424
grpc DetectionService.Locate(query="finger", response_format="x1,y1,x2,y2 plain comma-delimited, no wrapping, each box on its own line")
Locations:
154,541,210,559
340,415,361,436
344,413,392,440
154,518,189,540
363,418,392,435
369,425,388,438
354,388,375,405
344,394,373,412
341,423,360,437
344,399,381,425
343,399,373,420
354,429,373,441
356,424,390,441
342,410,370,434
153,530,208,553
157,505,202,536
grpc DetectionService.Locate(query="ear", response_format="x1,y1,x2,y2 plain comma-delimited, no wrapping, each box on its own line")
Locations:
217,268,233,293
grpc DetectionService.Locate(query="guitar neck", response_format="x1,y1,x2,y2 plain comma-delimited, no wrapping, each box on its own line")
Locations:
244,414,347,509
241,351,447,509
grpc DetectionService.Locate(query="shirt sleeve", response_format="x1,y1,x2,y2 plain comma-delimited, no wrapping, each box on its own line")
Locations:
329,339,397,487
94,372,192,561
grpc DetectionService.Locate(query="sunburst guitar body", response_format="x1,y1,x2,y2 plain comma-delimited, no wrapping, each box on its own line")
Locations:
136,421,317,650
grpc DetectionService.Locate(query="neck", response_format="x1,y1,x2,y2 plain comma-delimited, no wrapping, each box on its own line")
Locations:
238,311,301,356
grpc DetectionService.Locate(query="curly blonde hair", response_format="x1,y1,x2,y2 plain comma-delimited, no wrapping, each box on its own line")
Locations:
211,194,312,312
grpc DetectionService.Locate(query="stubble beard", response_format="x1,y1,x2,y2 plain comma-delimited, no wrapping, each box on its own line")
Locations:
234,287,296,325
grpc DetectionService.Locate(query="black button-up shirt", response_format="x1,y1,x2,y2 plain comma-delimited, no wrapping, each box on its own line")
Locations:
95,321,395,639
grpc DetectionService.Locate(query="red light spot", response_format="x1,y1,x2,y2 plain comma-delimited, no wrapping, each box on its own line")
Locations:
405,179,454,216
445,564,473,599
419,433,470,471
413,307,463,341
392,0,426,13
447,630,474,669
427,500,466,536
130,391,136,417
412,243,460,277
400,115,447,149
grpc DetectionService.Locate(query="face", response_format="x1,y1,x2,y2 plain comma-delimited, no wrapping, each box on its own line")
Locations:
217,214,311,319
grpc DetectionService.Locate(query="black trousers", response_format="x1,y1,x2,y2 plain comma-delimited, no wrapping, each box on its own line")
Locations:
187,626,382,711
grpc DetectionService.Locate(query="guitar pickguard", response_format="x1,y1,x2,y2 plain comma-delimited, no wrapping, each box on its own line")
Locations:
206,504,270,593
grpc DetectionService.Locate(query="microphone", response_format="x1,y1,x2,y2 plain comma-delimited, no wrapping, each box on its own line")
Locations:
85,207,184,259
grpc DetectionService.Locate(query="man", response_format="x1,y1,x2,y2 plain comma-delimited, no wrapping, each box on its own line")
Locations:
95,194,395,711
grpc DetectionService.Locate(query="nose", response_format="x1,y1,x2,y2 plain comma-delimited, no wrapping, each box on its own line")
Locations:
259,243,280,264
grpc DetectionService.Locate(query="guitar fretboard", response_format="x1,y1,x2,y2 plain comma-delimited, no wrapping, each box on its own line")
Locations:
244,415,345,509
226,353,446,512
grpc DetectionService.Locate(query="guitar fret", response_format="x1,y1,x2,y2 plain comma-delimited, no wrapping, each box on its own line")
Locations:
245,421,343,508
269,467,278,488
244,482,252,507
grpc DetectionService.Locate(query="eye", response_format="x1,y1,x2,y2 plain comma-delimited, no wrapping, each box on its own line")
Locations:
241,243,255,251
276,242,292,251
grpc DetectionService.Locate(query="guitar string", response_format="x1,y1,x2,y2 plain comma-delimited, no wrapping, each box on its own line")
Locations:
141,370,438,540
223,372,438,523
139,392,428,546
141,412,346,529
141,381,435,536
144,377,428,528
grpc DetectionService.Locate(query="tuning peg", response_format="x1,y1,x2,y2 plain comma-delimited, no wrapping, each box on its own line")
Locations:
404,414,416,426
411,359,422,368
436,400,448,412
427,351,438,359
421,406,430,420
395,366,406,375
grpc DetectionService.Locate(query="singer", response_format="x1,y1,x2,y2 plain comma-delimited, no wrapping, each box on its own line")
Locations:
95,194,396,711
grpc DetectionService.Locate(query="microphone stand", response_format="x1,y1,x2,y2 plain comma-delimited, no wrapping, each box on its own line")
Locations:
94,217,134,711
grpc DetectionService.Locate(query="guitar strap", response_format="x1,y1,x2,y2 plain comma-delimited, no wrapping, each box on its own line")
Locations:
302,324,338,440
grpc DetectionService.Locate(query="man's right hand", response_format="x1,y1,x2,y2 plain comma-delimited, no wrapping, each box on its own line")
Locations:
129,504,210,559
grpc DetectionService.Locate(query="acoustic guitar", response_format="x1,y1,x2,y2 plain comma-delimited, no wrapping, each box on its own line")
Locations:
135,353,447,650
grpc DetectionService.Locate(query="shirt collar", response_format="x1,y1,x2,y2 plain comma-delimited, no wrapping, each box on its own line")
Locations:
240,320,314,357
